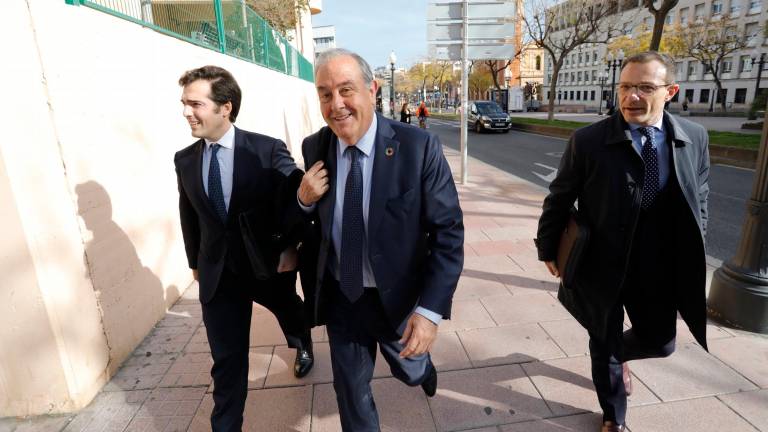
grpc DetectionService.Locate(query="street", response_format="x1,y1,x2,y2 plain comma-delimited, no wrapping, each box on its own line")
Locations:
428,117,753,263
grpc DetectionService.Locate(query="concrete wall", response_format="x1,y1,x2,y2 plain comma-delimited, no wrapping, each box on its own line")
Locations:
0,0,322,417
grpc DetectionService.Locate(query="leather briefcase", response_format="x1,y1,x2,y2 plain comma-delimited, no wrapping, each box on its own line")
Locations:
557,210,589,289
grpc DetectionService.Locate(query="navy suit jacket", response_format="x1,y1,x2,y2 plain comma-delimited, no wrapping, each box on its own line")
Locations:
301,114,464,331
175,127,301,304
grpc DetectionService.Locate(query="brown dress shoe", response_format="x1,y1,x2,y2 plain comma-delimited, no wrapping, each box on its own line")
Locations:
622,362,632,396
601,421,625,432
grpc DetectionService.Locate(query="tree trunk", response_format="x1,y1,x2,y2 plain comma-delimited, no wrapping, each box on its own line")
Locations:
649,12,665,51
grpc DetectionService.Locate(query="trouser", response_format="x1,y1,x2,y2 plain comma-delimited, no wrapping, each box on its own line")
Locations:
324,278,433,432
202,268,311,432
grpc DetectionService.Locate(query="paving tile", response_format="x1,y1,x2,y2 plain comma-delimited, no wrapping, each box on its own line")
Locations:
126,389,202,432
499,412,605,431
4,416,71,432
438,299,498,334
176,282,199,305
454,274,510,301
522,357,659,417
708,334,768,388
459,324,565,367
158,352,212,388
465,228,491,242
628,342,757,401
134,326,196,357
674,318,736,345
463,255,523,276
482,226,539,242
103,352,175,391
464,215,502,230
625,397,758,432
469,241,531,257
157,304,202,329
718,389,768,431
183,326,209,353
538,320,590,357
498,272,559,297
481,293,571,326
431,332,473,372
427,365,552,431
249,305,293,347
190,387,312,432
62,390,151,432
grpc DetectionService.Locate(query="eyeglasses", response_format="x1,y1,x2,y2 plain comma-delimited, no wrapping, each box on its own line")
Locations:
617,83,671,96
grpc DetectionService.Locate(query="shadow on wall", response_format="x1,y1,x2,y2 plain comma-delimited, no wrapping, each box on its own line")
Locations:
75,180,168,372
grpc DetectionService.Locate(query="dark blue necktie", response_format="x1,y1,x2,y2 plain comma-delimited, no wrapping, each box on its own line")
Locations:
208,144,227,222
339,146,364,302
639,127,659,209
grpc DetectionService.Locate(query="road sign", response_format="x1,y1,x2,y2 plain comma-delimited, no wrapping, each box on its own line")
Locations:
429,43,515,60
428,21,516,42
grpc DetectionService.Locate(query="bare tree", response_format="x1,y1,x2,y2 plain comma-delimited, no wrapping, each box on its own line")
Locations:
246,0,309,38
643,0,679,51
679,15,755,112
524,0,621,120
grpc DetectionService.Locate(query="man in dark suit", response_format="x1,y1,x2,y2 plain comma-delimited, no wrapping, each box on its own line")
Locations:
297,48,464,432
174,66,313,432
536,52,710,432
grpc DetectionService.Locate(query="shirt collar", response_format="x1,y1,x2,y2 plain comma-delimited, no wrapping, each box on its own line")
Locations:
204,124,235,150
628,115,664,133
338,114,377,157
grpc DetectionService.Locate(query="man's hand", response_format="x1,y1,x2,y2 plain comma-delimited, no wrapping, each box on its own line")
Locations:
277,248,298,273
399,313,438,358
544,261,559,278
192,269,199,281
298,161,329,206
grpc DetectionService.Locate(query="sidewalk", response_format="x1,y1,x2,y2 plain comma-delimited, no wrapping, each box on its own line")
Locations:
3,148,767,432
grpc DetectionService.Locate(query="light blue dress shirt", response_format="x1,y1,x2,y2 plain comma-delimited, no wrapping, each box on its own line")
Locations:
628,117,670,190
300,116,441,325
202,125,236,209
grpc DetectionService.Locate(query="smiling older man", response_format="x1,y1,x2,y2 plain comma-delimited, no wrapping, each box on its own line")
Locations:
535,51,710,432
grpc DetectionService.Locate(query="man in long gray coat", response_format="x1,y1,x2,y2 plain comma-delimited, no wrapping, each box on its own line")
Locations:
535,51,709,432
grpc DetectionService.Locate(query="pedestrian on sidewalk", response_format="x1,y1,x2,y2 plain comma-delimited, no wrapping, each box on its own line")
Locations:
297,48,464,432
535,51,710,432
400,102,412,124
174,66,314,431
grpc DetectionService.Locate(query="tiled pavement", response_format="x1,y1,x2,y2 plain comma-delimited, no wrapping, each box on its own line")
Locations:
3,147,768,432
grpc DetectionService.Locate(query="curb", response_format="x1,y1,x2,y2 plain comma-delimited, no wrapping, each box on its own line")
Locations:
510,122,758,169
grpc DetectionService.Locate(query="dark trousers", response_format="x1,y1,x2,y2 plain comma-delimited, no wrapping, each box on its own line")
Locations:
324,279,433,432
590,174,682,425
202,268,310,432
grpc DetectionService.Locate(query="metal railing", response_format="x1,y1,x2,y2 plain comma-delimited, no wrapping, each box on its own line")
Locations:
65,0,314,82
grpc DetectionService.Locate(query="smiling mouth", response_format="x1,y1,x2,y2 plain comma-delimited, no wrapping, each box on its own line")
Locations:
188,121,200,127
333,113,352,122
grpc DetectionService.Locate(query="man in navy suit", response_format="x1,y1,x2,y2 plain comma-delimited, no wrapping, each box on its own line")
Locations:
174,66,313,431
298,49,464,431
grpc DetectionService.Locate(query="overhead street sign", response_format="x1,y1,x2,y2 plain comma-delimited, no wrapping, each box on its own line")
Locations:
427,21,516,42
429,44,516,60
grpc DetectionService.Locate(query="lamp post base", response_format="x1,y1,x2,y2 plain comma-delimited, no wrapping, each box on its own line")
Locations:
708,264,768,334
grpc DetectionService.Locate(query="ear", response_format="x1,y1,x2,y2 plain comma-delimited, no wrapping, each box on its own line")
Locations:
665,84,680,102
220,101,232,118
369,79,379,99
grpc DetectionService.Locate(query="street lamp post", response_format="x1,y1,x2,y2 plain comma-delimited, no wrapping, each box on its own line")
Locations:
708,106,768,334
504,67,512,112
606,49,624,112
749,52,766,120
389,51,397,120
597,70,608,115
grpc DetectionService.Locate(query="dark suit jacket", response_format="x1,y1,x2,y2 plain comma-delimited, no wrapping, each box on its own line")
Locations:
175,127,302,304
300,114,464,332
535,112,710,347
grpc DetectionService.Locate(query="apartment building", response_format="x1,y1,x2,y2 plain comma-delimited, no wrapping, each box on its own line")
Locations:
543,0,767,111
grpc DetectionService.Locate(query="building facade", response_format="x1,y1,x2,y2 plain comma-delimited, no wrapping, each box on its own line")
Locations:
312,24,336,59
543,0,767,112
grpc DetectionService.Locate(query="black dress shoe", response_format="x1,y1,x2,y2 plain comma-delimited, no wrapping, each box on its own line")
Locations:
293,347,314,378
421,365,437,397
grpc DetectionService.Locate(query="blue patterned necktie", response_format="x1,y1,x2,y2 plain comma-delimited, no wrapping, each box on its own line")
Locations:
208,144,227,222
339,146,364,302
639,127,659,209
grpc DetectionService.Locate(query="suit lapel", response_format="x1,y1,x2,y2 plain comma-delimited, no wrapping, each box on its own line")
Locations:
367,115,399,238
228,127,248,222
318,135,337,239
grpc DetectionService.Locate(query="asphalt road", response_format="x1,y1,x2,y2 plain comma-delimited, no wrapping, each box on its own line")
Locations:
428,117,752,263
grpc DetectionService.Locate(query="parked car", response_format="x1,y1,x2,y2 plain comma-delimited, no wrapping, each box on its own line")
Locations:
467,100,511,133
526,100,541,112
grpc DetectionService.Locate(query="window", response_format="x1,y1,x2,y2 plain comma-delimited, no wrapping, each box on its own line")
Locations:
571,72,576,82
547,91,551,100
716,88,728,103
672,91,680,102
570,90,574,99
745,22,760,44
749,0,761,12
700,88,710,103
712,0,723,15
675,62,684,77
735,88,748,103
703,61,712,74
578,53,583,64
563,91,568,100
688,62,697,76
680,7,689,24
685,89,694,102
593,51,598,62
741,55,753,72
578,71,583,82
576,91,581,100
536,56,541,70
666,12,674,24
583,90,589,100
730,0,741,15
592,70,597,81
591,90,596,100
694,3,705,20
723,57,733,73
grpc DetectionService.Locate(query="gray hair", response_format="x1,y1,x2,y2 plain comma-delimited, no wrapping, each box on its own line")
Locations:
621,51,677,84
315,48,374,86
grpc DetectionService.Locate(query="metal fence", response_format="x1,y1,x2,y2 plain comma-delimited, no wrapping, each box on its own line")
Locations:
64,0,314,82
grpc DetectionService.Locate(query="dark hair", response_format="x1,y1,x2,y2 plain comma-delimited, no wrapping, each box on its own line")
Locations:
620,51,676,84
179,65,242,122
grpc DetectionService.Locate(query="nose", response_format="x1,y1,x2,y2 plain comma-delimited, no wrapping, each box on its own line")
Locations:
183,104,192,117
329,91,345,111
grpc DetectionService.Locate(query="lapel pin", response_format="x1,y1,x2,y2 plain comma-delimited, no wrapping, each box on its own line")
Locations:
385,147,395,157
